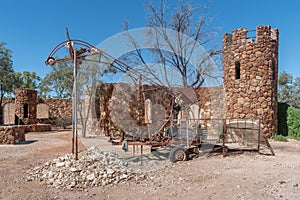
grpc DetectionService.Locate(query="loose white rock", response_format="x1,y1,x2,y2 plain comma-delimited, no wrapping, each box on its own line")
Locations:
86,173,96,181
26,146,147,190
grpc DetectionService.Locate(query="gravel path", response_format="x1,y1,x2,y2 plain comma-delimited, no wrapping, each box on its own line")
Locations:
0,130,299,200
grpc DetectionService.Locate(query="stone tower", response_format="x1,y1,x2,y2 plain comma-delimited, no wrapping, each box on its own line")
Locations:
223,25,279,136
14,88,37,125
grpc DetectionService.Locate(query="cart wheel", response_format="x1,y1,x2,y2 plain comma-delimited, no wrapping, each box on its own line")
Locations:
169,146,189,163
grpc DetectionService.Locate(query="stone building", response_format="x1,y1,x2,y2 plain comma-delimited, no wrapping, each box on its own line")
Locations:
0,25,279,138
97,25,279,138
1,88,72,126
223,25,279,136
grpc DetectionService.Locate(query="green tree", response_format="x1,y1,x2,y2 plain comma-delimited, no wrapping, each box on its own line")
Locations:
41,52,116,137
278,71,300,108
278,71,293,103
0,42,14,105
291,77,300,108
40,61,73,98
14,71,41,91
287,107,300,139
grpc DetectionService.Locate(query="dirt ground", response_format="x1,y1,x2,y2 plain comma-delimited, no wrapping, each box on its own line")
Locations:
0,130,299,200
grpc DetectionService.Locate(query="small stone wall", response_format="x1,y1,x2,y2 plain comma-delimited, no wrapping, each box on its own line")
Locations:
0,126,26,144
0,124,52,144
24,124,52,132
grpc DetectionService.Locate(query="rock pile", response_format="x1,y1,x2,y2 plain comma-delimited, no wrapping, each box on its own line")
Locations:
26,146,147,190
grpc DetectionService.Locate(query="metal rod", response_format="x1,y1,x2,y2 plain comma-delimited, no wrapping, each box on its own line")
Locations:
222,119,226,156
258,118,261,152
73,49,78,160
71,74,75,154
72,102,74,154
140,145,143,165
186,118,189,147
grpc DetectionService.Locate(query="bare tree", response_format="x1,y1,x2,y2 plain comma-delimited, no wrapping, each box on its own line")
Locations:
121,0,222,89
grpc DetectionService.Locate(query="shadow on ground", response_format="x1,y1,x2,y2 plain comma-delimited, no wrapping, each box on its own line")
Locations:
18,140,38,145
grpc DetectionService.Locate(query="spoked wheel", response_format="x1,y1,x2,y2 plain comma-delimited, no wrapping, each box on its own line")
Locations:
169,145,189,163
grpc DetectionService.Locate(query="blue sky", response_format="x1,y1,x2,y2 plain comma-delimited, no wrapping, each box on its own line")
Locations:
1,0,300,79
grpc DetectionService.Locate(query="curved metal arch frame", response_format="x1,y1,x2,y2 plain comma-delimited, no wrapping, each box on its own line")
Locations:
45,39,102,66
46,38,163,87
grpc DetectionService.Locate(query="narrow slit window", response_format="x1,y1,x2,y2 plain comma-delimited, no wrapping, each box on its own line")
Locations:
24,103,29,118
235,61,241,79
272,59,276,80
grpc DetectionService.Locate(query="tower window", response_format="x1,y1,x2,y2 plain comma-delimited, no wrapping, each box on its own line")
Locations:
235,61,241,79
24,103,29,118
272,59,276,80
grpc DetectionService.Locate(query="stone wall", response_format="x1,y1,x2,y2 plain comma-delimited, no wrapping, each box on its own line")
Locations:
38,98,72,120
196,86,225,120
99,84,118,137
223,25,278,136
98,84,177,139
97,84,223,139
1,96,72,126
1,98,15,124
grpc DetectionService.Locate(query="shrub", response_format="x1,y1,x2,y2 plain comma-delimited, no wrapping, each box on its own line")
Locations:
52,116,72,129
287,107,300,139
277,102,289,136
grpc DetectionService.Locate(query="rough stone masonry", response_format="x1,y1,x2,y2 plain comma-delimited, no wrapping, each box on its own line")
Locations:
223,25,279,137
0,25,279,140
97,25,279,138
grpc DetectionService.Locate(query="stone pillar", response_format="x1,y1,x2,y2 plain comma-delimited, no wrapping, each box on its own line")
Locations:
85,86,101,134
14,88,37,125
